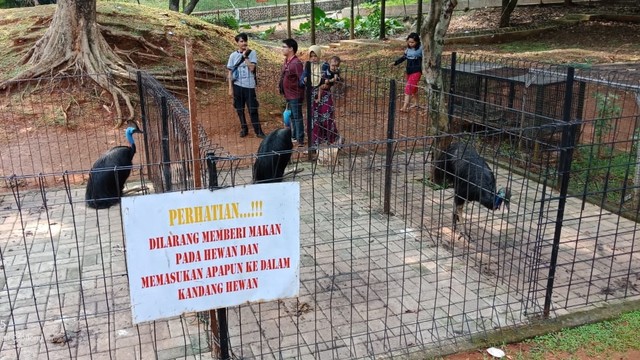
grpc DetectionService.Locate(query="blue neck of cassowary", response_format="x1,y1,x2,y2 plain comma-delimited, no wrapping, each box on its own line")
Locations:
125,127,138,154
494,187,507,210
125,127,136,146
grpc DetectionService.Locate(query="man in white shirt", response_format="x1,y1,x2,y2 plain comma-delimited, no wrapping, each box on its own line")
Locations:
227,33,265,138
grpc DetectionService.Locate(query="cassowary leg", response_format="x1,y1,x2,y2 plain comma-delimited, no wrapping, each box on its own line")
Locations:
453,202,464,230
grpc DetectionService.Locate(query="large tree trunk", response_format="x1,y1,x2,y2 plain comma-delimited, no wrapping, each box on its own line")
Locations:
421,0,457,137
421,0,456,178
379,0,386,40
182,0,200,15
169,0,179,11
1,0,134,125
499,0,518,28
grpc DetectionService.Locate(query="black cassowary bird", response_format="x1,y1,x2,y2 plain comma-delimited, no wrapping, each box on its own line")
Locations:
253,128,293,183
85,121,144,209
433,142,510,228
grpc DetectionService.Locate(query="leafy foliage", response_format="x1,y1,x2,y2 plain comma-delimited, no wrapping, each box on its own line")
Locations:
201,14,240,30
593,92,621,143
296,5,404,38
570,144,635,205
354,7,404,38
256,26,276,40
296,7,350,35
567,91,631,206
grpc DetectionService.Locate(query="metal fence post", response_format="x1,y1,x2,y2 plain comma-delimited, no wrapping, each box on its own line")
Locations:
305,60,312,160
137,71,152,184
384,79,397,214
543,66,577,318
447,52,457,125
205,152,229,359
206,152,219,190
160,96,172,192
218,308,230,360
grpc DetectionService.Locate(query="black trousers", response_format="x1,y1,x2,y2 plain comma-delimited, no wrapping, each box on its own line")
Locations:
233,84,263,135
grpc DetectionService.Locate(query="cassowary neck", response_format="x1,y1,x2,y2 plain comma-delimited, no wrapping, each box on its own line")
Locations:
126,130,135,147
125,128,137,154
494,196,503,210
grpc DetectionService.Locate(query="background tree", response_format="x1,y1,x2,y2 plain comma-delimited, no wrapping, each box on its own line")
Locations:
350,0,355,39
169,0,200,15
379,0,387,39
417,0,423,34
311,0,316,44
499,0,518,28
420,0,457,140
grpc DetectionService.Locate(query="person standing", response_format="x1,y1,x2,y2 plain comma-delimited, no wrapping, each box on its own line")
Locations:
317,55,342,145
279,38,305,146
390,32,423,112
302,46,341,146
227,33,265,138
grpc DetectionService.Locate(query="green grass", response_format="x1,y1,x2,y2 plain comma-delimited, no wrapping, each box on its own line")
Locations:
434,310,640,359
569,144,636,206
498,41,552,53
525,310,640,357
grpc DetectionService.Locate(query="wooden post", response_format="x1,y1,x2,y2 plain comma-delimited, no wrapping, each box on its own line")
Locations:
184,39,202,189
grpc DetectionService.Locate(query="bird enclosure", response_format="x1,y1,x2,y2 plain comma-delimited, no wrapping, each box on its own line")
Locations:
1,54,639,359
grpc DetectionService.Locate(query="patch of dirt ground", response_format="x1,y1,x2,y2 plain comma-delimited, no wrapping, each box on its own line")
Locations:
266,3,640,64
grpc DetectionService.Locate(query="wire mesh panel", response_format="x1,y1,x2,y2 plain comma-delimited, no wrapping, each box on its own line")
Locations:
0,172,213,359
0,74,130,186
137,70,221,193
4,135,636,359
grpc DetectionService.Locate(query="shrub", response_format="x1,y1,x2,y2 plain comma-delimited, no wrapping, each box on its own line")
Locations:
201,14,240,31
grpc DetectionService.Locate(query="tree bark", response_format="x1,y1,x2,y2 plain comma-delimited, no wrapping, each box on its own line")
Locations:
0,0,135,125
499,0,518,28
417,0,423,35
421,0,457,137
379,0,387,40
182,0,199,15
169,0,179,12
311,0,316,44
421,0,456,175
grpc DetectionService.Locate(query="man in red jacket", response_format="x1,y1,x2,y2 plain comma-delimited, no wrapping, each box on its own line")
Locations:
279,38,305,146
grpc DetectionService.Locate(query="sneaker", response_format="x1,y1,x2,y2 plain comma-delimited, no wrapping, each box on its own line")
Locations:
240,131,248,138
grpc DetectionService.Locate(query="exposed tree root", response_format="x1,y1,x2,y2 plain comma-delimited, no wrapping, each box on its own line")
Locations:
100,27,172,58
1,32,136,126
0,4,182,128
